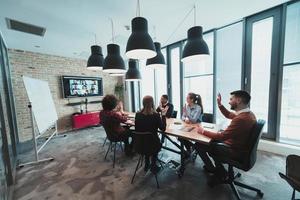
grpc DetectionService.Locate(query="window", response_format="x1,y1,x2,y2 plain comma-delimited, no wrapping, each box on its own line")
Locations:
170,47,181,117
245,7,282,139
280,1,300,144
154,48,167,106
139,60,155,105
215,22,243,127
249,18,273,133
183,32,214,115
283,1,300,64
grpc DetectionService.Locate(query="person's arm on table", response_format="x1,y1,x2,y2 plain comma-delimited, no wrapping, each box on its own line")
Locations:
196,118,241,141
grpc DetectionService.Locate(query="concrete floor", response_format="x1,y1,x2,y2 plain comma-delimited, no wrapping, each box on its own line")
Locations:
13,127,294,200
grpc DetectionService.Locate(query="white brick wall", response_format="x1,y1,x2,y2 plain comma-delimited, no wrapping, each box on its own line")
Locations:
8,49,120,142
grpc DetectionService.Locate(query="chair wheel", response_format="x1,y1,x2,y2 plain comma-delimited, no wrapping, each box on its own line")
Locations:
257,191,264,198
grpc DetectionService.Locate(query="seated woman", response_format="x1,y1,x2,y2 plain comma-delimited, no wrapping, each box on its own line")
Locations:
135,96,166,173
114,100,129,117
181,92,204,156
100,95,133,156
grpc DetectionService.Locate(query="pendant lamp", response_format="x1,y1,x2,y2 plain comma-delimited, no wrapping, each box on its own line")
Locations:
87,45,104,70
103,18,126,74
181,26,209,63
181,5,209,64
103,44,126,73
146,42,166,68
125,59,141,81
125,0,156,60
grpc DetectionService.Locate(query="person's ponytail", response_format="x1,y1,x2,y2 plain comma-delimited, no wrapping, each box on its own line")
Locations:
195,94,204,114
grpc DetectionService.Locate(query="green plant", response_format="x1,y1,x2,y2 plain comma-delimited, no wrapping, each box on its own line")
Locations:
114,83,124,101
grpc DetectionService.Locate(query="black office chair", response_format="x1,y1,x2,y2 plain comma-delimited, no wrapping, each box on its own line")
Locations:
171,110,178,118
103,125,126,168
279,154,300,200
202,113,213,123
131,131,162,188
211,119,265,200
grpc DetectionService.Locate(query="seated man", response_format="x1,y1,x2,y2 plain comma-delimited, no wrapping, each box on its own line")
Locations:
195,90,256,180
156,94,174,118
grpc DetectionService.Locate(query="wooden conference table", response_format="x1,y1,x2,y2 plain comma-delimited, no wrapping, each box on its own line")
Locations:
124,112,219,177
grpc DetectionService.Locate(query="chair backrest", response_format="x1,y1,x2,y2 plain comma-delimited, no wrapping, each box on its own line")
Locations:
171,110,178,118
287,154,300,182
102,123,119,142
202,113,213,123
133,131,161,156
243,119,265,170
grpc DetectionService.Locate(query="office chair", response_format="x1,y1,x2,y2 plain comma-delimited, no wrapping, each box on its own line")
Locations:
131,131,163,188
103,125,126,168
211,119,265,200
202,113,213,123
279,154,300,200
171,110,178,118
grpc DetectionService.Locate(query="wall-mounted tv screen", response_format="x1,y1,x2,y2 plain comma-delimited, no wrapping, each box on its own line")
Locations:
61,76,103,98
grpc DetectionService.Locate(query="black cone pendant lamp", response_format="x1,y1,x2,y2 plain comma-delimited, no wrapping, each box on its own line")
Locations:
103,18,126,74
125,59,141,81
103,44,126,73
181,5,209,64
146,42,166,68
87,45,104,70
181,26,209,63
125,0,156,60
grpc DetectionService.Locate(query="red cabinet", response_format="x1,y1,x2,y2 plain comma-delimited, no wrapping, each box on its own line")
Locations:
72,111,100,129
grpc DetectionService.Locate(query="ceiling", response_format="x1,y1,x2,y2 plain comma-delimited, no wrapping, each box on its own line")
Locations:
0,0,290,60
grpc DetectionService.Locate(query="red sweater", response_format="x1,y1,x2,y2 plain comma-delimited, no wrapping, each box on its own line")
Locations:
203,105,256,151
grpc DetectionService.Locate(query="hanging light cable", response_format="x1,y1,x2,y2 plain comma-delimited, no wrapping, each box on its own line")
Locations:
181,4,209,64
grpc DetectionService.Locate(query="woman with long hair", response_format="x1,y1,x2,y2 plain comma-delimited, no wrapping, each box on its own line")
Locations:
180,92,204,156
182,92,203,124
135,95,166,173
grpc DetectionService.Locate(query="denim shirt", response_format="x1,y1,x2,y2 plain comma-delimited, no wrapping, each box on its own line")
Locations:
181,104,202,123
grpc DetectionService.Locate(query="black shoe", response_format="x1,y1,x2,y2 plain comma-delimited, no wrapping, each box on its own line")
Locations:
203,165,216,174
150,164,161,174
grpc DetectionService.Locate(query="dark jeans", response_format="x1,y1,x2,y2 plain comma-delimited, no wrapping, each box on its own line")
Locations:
178,138,194,153
116,129,133,152
145,153,158,167
195,142,237,171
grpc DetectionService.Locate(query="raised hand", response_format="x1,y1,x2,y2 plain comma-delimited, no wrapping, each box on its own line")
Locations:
161,106,169,116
